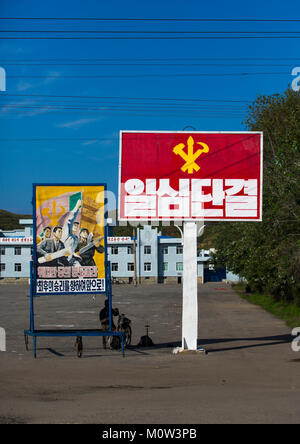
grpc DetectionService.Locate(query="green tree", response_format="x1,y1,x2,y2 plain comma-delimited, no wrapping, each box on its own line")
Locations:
213,89,300,304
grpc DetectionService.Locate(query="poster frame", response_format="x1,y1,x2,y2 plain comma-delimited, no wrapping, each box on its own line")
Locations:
32,183,108,296
118,130,263,222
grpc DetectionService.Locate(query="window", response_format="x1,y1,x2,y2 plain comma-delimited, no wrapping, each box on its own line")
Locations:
0,247,5,255
163,262,168,272
111,246,118,255
162,246,168,255
15,263,22,272
128,263,134,272
144,262,152,272
176,246,183,255
144,245,151,255
0,264,5,271
14,247,21,255
176,262,183,272
127,246,134,255
111,263,118,272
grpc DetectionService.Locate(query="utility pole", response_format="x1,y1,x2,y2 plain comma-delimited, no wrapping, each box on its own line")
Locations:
133,228,137,286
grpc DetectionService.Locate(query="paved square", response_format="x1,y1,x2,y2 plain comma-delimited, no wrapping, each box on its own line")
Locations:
0,282,299,424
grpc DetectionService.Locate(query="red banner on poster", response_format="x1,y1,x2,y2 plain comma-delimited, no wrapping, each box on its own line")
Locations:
119,131,263,221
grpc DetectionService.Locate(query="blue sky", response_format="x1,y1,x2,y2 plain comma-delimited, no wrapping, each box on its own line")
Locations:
0,0,299,214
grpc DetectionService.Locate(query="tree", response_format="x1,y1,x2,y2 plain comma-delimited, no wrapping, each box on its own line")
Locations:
213,89,300,304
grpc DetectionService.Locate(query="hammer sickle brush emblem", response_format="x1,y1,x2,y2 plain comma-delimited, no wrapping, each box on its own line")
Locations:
173,136,209,174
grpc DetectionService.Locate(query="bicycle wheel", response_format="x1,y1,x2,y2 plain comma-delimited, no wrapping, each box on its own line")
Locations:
76,336,83,358
109,335,121,350
124,326,132,347
106,335,112,349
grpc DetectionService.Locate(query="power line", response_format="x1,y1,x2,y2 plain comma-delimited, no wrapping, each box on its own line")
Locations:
2,36,300,39
1,62,295,67
0,103,245,113
1,30,300,34
6,72,290,79
1,97,247,108
0,57,297,61
0,17,300,22
1,103,247,113
0,93,253,103
0,100,246,117
0,107,243,118
0,137,118,141
0,101,247,111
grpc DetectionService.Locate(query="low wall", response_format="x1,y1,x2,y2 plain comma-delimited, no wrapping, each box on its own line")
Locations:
0,278,29,284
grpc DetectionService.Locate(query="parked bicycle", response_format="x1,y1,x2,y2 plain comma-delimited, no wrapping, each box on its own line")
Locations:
108,312,132,350
99,299,132,350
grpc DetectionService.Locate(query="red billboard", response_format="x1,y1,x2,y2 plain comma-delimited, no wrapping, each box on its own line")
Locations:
119,131,263,221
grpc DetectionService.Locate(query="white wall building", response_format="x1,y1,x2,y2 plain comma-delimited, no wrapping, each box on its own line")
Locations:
0,220,240,283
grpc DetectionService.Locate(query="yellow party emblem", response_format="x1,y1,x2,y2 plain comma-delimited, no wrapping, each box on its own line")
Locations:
173,136,210,174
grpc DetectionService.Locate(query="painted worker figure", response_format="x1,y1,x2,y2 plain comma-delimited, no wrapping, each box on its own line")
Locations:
36,225,67,266
72,228,105,267
61,199,81,263
37,226,52,244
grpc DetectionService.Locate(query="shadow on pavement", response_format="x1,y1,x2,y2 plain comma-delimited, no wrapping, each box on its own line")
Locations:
144,334,292,353
32,335,292,357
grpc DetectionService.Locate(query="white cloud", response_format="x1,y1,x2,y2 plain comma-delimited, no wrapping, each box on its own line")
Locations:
56,117,101,129
41,71,61,85
20,106,54,117
0,100,34,115
81,139,99,146
16,81,33,92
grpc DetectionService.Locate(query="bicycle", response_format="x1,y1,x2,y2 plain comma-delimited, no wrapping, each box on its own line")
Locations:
108,313,132,350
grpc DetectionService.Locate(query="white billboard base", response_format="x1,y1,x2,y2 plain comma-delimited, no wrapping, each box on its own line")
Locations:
182,222,198,350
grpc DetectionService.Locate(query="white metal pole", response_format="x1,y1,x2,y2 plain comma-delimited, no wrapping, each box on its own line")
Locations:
182,221,198,350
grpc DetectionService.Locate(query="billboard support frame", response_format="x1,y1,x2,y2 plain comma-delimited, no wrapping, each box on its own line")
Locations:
119,130,263,352
24,261,125,358
24,183,125,358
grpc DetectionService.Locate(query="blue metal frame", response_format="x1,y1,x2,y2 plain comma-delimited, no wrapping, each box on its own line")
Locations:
24,260,125,358
24,183,125,358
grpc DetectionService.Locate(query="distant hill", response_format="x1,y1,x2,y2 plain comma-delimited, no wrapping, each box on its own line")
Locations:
0,209,32,231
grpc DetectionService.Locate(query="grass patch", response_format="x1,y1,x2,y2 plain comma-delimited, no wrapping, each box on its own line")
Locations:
232,283,300,329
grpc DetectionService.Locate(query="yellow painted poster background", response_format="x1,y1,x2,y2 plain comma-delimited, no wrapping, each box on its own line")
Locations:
36,185,106,280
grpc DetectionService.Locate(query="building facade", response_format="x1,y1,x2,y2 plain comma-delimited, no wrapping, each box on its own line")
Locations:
0,220,239,283
0,220,33,279
107,225,211,284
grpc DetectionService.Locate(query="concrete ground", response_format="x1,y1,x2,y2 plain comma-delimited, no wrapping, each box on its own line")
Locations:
0,282,299,424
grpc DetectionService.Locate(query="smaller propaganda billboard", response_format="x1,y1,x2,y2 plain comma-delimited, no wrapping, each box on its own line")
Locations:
119,131,263,222
33,184,107,295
